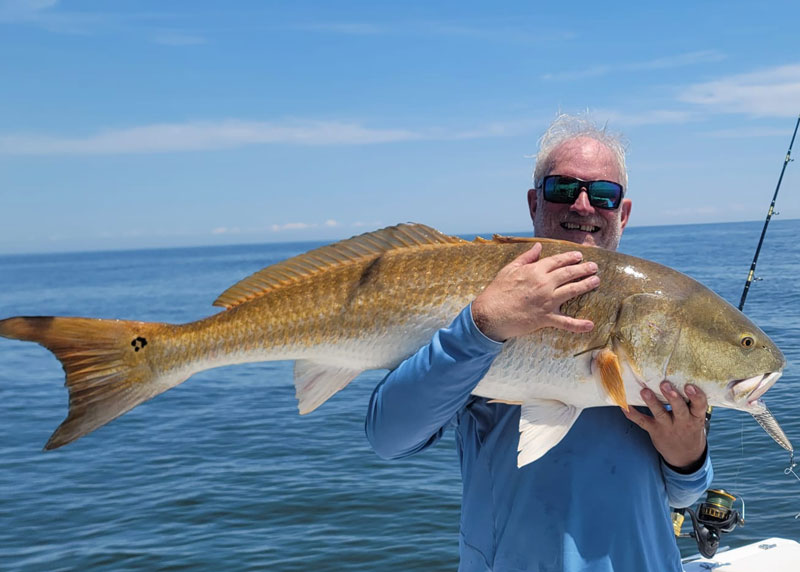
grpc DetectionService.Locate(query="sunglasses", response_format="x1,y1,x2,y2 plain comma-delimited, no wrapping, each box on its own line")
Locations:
539,175,624,210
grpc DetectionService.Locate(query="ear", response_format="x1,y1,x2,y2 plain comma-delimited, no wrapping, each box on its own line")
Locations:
527,188,537,221
619,198,632,230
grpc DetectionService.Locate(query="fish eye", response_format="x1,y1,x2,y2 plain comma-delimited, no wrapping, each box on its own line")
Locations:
740,335,755,348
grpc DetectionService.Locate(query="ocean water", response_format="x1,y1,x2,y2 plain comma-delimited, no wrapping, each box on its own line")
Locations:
0,219,798,571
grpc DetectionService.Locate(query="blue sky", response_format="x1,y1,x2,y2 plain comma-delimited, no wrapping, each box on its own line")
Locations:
1,0,799,254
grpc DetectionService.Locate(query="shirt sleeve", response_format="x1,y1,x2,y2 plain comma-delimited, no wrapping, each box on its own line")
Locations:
365,303,504,460
660,448,714,508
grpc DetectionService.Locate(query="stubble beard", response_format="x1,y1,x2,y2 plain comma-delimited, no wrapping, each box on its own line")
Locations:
535,213,622,251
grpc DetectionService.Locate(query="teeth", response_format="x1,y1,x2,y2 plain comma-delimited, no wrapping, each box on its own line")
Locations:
562,222,598,232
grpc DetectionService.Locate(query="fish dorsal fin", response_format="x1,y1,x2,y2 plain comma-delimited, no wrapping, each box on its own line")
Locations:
517,400,582,467
213,223,467,309
490,234,540,243
486,235,582,246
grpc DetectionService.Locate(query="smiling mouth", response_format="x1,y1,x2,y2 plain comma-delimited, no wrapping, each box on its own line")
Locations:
561,222,600,233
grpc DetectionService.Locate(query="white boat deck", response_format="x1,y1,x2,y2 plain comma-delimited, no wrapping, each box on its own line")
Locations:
682,537,800,571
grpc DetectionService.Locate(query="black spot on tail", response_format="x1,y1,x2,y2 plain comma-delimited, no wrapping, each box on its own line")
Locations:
23,316,55,327
131,336,148,352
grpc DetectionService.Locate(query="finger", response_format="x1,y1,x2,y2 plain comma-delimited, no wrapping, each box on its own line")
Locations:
552,274,600,303
661,381,691,422
685,384,709,418
513,243,543,266
537,250,584,272
549,261,599,286
547,314,594,333
623,405,655,432
641,388,671,423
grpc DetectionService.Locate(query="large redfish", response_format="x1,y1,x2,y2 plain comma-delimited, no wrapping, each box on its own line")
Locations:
0,224,787,466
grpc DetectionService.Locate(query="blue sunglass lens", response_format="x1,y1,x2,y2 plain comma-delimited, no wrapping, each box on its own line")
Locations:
543,178,579,203
587,182,622,209
542,177,622,209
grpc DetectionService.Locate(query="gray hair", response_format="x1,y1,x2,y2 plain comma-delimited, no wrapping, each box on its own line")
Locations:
532,113,628,190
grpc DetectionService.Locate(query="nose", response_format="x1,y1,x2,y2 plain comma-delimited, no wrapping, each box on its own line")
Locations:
570,188,594,215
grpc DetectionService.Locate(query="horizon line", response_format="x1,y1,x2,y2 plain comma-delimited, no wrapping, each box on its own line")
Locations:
0,217,794,258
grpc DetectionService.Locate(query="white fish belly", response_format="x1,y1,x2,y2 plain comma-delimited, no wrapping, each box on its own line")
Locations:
471,338,614,408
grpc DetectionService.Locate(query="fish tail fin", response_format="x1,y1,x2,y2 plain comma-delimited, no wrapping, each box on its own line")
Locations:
0,316,182,450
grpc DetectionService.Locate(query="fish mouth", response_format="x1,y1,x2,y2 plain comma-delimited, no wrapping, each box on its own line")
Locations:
727,371,782,407
560,222,600,233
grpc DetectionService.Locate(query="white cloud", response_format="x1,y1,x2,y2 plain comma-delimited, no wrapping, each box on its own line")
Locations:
0,0,113,34
270,222,316,232
290,21,539,44
542,50,725,81
0,119,530,156
211,227,240,235
220,220,366,234
592,109,698,127
415,22,535,43
0,1,190,38
700,127,796,138
679,64,800,117
627,50,726,71
542,65,610,82
0,0,58,21
446,119,539,139
0,120,420,155
661,204,749,218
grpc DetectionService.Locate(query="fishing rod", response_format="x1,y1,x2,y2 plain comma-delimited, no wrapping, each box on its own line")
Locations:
738,113,800,312
702,115,799,435
707,114,800,440
673,115,800,556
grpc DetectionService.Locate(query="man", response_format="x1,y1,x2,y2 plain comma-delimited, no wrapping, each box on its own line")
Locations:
365,114,713,571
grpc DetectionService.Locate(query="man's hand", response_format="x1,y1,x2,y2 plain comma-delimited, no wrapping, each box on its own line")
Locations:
471,242,600,342
623,382,708,472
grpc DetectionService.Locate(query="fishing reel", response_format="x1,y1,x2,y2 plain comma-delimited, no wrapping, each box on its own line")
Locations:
672,489,744,558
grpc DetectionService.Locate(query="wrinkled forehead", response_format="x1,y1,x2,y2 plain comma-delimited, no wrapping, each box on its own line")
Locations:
547,137,623,185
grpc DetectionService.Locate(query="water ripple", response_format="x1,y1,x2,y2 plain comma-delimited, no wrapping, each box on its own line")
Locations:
1,220,799,570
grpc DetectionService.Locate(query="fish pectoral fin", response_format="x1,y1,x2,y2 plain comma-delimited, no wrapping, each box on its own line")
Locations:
517,400,582,468
596,348,629,411
293,360,362,415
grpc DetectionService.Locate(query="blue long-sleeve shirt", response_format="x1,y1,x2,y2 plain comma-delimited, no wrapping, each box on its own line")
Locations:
366,304,713,572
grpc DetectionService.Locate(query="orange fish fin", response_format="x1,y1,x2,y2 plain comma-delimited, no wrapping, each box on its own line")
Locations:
596,348,629,411
213,223,468,309
491,234,539,243
0,316,179,450
487,398,524,405
294,360,362,415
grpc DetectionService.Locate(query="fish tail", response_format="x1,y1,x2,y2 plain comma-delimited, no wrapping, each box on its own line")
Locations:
0,316,183,450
